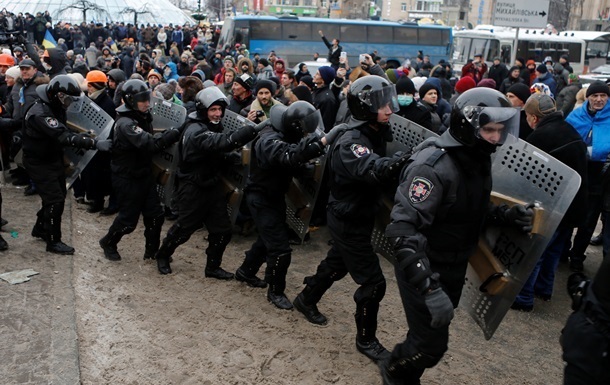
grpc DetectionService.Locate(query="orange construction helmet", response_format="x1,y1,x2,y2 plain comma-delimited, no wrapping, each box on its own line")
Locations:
0,54,15,67
86,70,108,84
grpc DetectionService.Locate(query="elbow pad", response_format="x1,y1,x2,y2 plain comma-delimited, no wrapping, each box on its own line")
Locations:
394,247,439,294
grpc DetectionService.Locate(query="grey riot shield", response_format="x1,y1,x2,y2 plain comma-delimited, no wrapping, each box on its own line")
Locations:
221,110,253,225
461,138,581,340
149,96,187,207
64,96,114,188
285,126,327,243
371,114,439,258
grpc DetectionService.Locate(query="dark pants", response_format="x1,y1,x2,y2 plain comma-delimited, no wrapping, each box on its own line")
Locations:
562,306,610,385
25,157,67,244
158,181,232,268
111,174,163,230
239,191,292,294
81,151,112,203
301,210,386,342
389,252,469,382
571,193,602,261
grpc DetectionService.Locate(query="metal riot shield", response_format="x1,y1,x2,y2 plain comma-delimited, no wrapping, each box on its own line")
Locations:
150,97,187,207
220,110,253,225
371,114,439,259
285,126,327,243
461,138,581,339
64,97,114,188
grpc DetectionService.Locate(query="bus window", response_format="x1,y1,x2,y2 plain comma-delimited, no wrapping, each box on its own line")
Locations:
235,27,249,46
394,26,418,45
587,41,609,59
313,23,340,42
340,24,366,42
250,20,281,40
486,39,500,61
501,44,511,63
282,21,311,41
368,26,392,43
419,29,442,45
470,38,490,59
566,43,582,64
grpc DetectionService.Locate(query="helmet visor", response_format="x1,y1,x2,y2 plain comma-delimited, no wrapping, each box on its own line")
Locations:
133,89,151,104
360,85,399,114
57,92,83,109
293,109,323,135
463,106,520,146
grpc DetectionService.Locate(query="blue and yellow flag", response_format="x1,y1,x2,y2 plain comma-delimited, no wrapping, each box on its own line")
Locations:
42,30,57,49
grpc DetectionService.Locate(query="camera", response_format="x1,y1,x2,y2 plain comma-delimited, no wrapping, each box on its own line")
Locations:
256,111,264,118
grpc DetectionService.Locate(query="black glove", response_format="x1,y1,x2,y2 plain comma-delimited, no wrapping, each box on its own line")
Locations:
380,152,410,181
504,203,534,233
228,125,257,147
95,139,113,152
291,139,324,165
69,133,96,149
324,125,347,146
158,128,181,148
424,288,454,328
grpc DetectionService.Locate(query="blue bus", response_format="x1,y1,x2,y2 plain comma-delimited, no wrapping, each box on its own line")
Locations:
217,15,453,68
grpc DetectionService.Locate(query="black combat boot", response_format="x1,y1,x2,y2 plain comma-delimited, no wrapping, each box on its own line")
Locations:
235,268,267,288
0,233,8,251
31,209,46,240
155,224,191,275
99,228,125,261
155,247,172,275
293,285,328,325
143,215,164,260
266,252,293,310
45,203,75,255
355,303,390,362
204,232,234,280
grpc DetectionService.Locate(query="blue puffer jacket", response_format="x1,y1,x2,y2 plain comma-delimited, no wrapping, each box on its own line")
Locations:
566,100,610,162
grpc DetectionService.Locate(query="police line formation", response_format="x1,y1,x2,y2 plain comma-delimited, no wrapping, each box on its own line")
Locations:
0,27,608,384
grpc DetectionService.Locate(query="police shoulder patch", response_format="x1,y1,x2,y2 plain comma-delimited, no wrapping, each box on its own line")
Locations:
45,117,58,128
409,176,434,203
132,125,144,134
350,143,371,158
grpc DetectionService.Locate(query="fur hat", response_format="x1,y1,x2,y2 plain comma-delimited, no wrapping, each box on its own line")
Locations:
178,76,204,103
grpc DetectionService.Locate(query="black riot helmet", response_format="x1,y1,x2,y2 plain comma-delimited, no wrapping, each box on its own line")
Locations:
194,86,228,123
36,75,82,108
449,87,520,149
347,75,399,121
269,100,322,141
119,79,151,112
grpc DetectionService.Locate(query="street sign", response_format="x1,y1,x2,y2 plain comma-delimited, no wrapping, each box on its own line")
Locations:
493,0,549,29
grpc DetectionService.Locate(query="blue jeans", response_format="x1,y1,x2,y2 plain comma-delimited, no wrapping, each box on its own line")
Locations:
515,226,572,306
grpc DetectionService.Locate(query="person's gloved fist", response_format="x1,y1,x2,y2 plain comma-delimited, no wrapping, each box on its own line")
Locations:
324,125,347,146
95,139,113,152
424,288,454,328
506,203,535,233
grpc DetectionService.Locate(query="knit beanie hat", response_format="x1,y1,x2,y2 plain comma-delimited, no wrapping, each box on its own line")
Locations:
526,59,536,67
454,76,476,94
477,78,497,89
385,68,402,84
317,66,336,85
396,77,416,95
536,64,547,73
235,73,254,91
507,83,531,105
299,75,314,89
418,82,439,99
586,81,610,98
155,83,176,100
255,79,277,94
411,76,427,92
5,66,20,80
292,85,313,104
258,58,269,67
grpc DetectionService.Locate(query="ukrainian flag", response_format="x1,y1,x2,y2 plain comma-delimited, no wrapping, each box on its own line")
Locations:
42,30,57,49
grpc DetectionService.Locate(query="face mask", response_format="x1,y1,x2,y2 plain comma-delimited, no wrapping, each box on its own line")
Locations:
397,95,414,106
43,62,52,71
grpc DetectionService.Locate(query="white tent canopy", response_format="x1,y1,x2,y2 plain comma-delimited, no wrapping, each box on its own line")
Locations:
3,0,195,26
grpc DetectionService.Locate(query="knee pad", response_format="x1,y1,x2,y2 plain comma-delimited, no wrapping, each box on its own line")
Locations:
354,279,387,305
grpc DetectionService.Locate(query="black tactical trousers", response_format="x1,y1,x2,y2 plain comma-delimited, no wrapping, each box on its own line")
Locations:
109,174,164,234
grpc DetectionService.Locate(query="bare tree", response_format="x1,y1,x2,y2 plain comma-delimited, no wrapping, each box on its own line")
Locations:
55,0,110,23
120,4,153,26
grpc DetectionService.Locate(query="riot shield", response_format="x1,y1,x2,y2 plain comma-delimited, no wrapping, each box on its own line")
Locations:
64,97,114,188
285,126,327,243
150,97,187,207
220,110,253,225
461,139,581,339
371,114,439,258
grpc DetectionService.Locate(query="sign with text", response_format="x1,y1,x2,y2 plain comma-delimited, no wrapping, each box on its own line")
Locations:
494,0,549,28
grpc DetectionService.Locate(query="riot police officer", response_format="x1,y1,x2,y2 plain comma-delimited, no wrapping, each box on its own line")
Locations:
155,86,261,278
235,101,327,310
380,88,532,384
99,79,182,261
25,75,112,254
293,75,409,363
